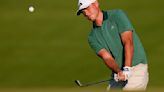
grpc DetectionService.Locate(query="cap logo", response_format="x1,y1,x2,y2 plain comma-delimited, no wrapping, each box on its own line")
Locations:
79,3,83,7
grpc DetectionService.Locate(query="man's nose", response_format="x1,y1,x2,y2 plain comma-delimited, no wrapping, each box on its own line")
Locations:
83,10,89,16
85,11,90,16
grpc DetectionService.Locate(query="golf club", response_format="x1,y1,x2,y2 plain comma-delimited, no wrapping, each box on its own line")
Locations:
75,79,110,87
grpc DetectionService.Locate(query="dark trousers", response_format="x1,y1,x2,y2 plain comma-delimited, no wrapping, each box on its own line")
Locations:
109,79,128,89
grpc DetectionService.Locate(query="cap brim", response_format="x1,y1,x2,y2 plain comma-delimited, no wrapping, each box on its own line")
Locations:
77,10,82,16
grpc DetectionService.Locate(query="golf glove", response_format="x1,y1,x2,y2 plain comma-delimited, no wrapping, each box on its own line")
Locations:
114,73,118,82
123,66,132,80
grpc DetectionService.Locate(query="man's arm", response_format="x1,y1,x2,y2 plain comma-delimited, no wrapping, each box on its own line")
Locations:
98,48,121,73
121,31,134,67
98,48,126,81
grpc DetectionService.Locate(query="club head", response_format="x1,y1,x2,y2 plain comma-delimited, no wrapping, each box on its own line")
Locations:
75,80,83,87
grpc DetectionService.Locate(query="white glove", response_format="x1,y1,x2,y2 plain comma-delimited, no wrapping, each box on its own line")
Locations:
114,73,118,82
123,66,132,80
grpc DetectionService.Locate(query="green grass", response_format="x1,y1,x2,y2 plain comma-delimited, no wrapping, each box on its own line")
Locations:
0,87,164,92
0,0,164,89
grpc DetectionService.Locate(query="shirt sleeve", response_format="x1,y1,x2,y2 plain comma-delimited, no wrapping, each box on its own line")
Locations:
88,36,104,55
115,9,135,33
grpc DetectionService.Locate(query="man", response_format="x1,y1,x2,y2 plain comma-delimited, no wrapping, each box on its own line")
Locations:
77,0,149,91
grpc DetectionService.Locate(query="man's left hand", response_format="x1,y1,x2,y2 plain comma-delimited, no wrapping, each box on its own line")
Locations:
123,66,132,80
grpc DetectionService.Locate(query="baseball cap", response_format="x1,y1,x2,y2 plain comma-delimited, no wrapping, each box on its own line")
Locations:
77,0,96,15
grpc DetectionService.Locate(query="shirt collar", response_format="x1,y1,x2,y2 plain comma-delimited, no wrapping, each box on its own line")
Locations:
93,10,108,28
102,10,108,21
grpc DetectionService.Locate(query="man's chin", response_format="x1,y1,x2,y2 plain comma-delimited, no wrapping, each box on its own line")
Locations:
88,18,96,21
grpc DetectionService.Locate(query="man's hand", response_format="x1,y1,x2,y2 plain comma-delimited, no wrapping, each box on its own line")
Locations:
114,67,131,81
114,71,126,81
118,71,126,81
123,66,132,80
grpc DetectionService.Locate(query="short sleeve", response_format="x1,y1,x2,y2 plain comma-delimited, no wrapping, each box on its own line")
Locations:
88,36,104,55
115,10,135,33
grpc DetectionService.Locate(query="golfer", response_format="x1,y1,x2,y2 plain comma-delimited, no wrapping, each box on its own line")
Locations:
77,0,149,91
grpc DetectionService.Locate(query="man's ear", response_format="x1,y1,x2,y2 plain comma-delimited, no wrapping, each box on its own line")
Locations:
93,0,99,7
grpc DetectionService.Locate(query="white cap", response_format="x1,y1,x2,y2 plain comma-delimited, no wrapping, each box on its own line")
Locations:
77,0,96,15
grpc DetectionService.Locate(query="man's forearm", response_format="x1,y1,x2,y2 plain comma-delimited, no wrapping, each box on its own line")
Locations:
103,57,121,73
121,31,134,67
124,42,134,67
98,48,121,73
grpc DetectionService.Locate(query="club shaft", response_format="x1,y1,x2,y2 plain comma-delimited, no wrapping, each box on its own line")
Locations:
81,79,110,87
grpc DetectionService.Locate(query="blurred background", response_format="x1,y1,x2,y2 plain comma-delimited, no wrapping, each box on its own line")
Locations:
0,0,164,91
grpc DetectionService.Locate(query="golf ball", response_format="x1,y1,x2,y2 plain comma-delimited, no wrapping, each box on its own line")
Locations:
29,6,35,12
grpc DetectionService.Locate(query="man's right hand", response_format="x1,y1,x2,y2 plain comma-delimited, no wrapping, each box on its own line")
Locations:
114,71,126,81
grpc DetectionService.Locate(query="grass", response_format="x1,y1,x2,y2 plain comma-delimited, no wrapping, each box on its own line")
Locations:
0,87,164,92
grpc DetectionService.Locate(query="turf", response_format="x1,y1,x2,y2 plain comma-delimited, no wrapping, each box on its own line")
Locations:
0,0,164,89
0,87,164,92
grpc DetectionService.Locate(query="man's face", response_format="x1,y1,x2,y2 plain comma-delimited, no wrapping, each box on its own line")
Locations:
82,3,99,21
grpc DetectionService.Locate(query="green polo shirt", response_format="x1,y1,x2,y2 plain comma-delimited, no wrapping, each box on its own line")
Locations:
88,9,147,68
